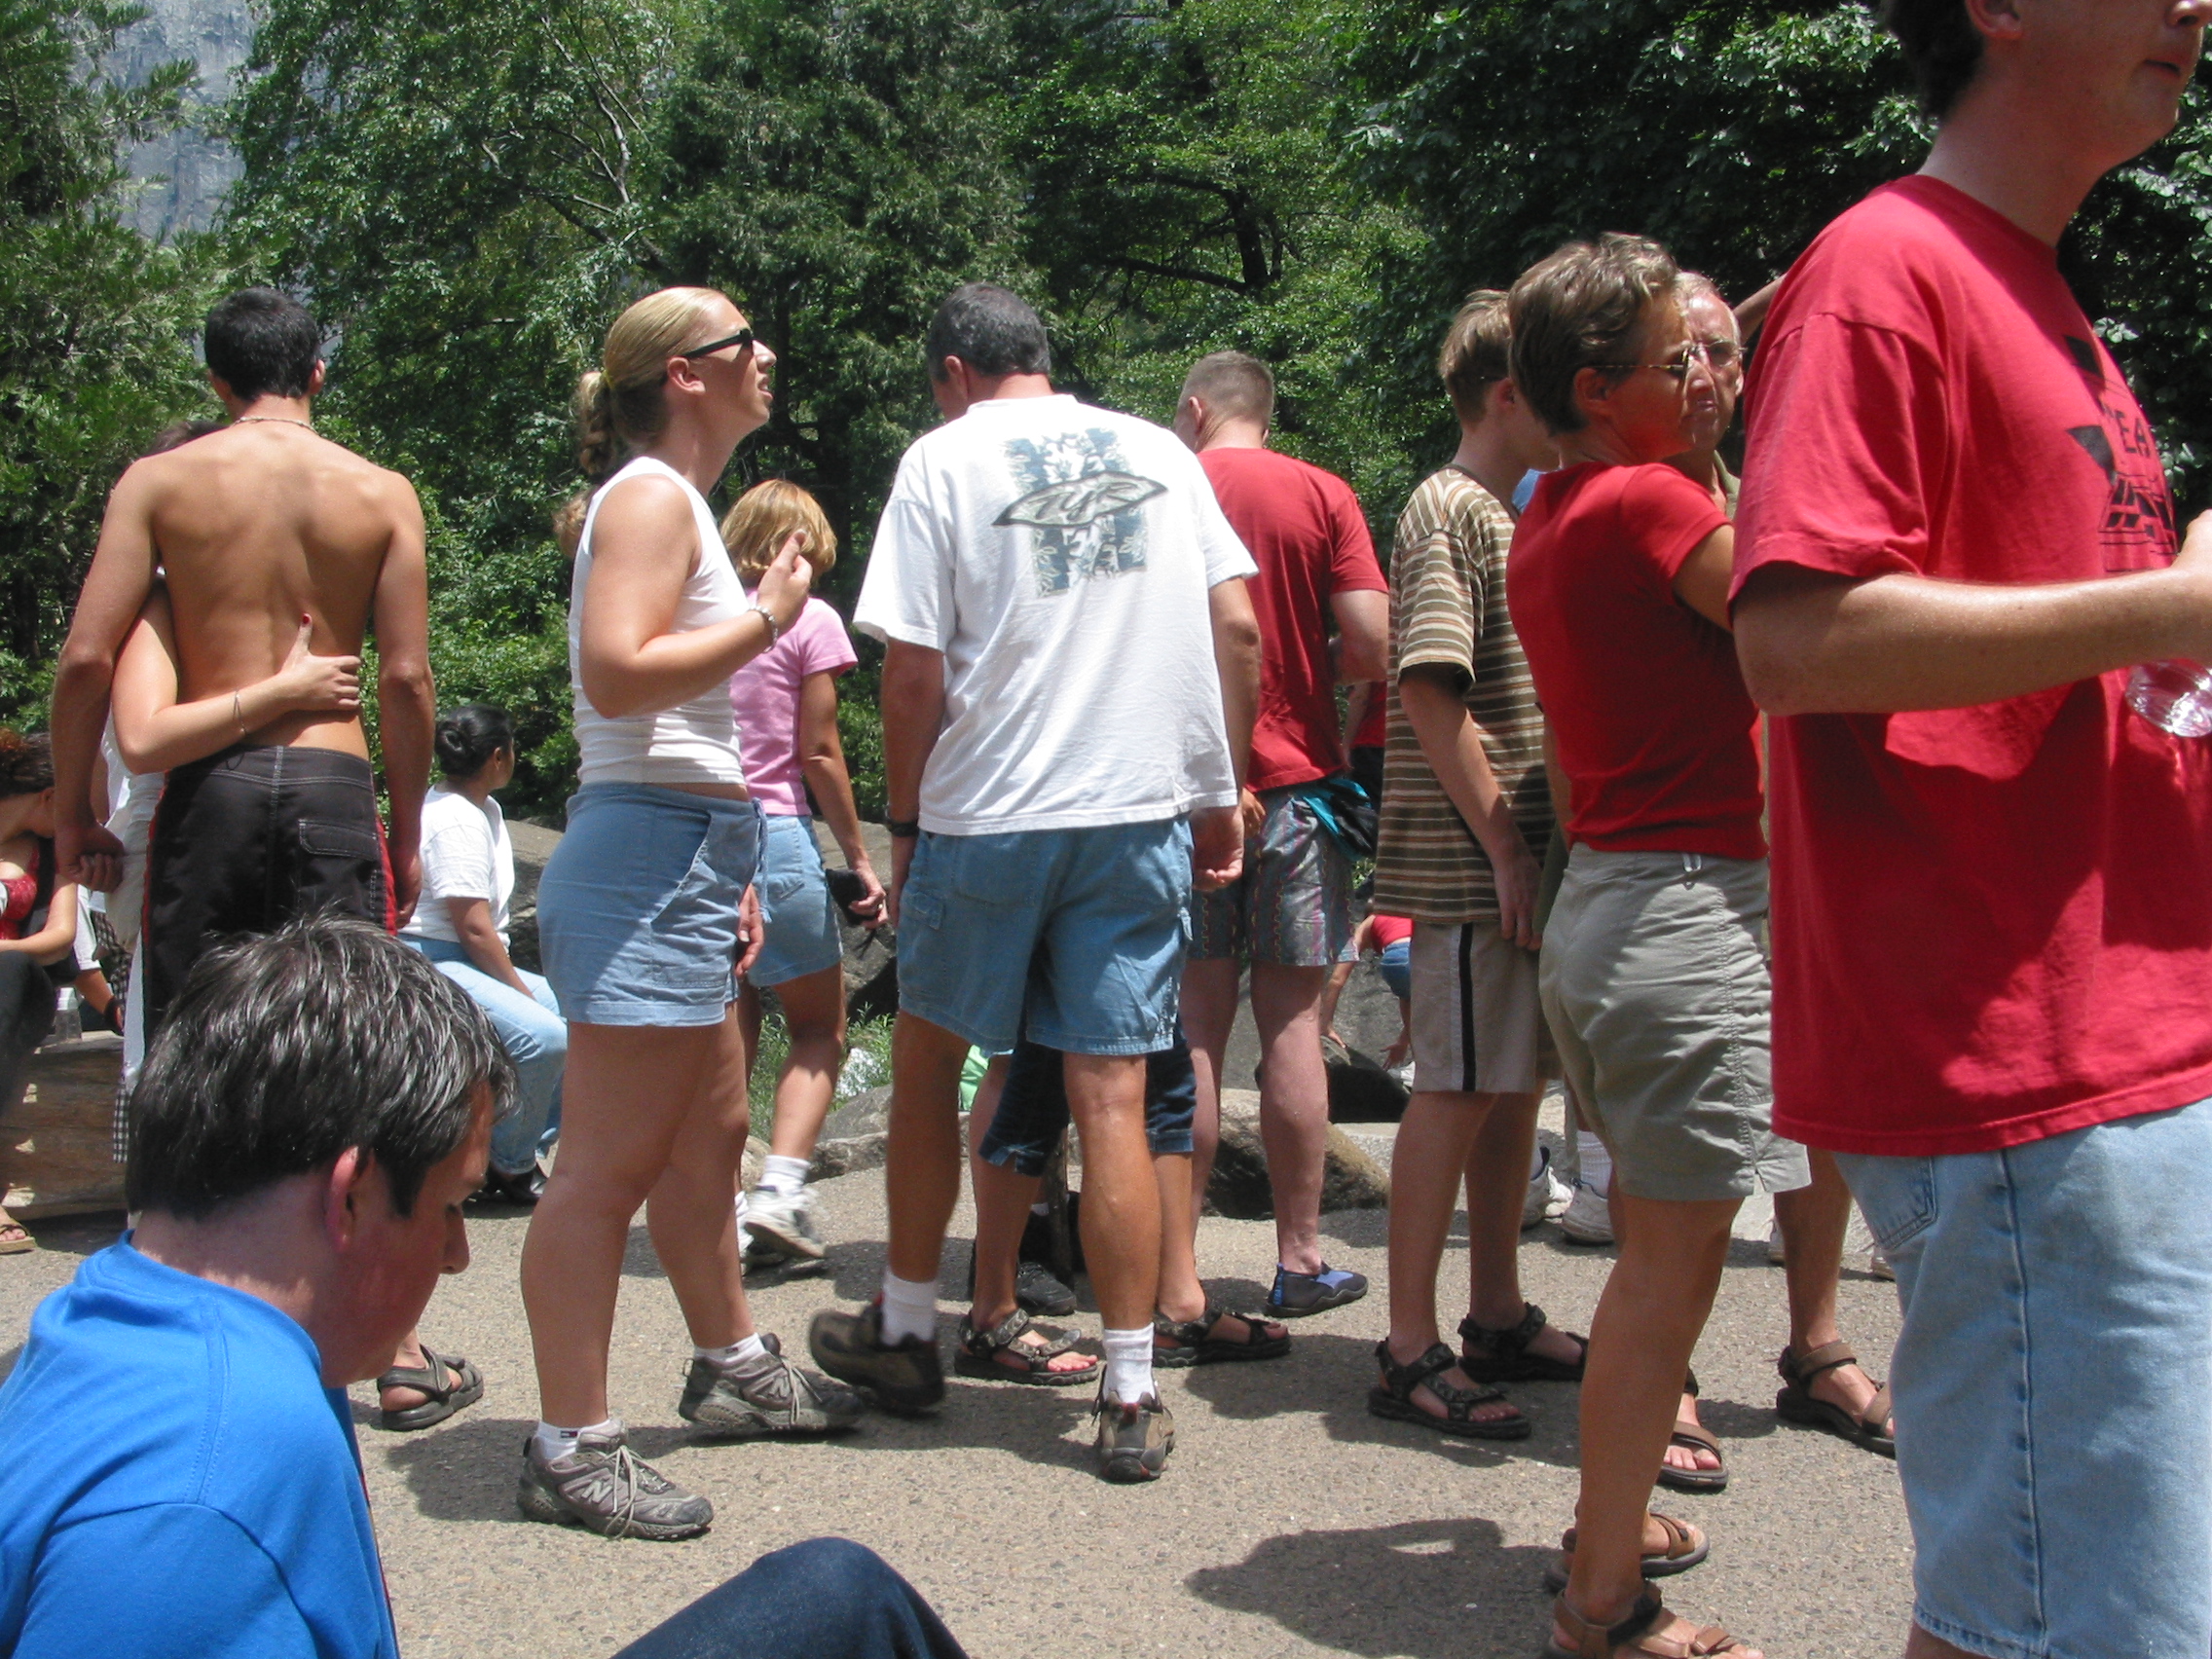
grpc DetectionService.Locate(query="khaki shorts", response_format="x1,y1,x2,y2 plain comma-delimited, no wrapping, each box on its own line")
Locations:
1539,845,1808,1202
1409,917,1556,1096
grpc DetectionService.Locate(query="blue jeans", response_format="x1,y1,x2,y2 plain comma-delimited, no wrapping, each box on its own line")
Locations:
1839,1103,2212,1659
405,938,565,1177
612,1537,967,1658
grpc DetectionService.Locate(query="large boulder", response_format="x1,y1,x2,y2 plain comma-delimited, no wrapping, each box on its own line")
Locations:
1204,1087,1389,1219
808,1084,893,1181
3,1035,127,1218
505,819,562,976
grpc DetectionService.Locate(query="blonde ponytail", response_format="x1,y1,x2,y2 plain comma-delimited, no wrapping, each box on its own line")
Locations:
570,286,725,485
573,369,621,484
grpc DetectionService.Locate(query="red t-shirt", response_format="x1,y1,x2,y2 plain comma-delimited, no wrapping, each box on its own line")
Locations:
1369,912,1413,950
1507,463,1760,859
1198,447,1385,791
1735,175,2212,1158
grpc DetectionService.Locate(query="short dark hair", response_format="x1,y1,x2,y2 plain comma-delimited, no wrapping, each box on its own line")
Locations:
1438,291,1513,424
0,729,53,799
924,283,1051,383
127,917,514,1219
435,703,515,781
1880,0,1984,119
203,287,322,402
1181,350,1274,426
1508,234,1681,436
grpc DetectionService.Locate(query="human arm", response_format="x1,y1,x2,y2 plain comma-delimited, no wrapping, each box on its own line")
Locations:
1671,526,1737,633
444,897,530,995
50,467,164,888
1198,575,1264,891
1542,723,1573,851
1733,531,2212,715
369,484,434,926
795,670,884,927
0,880,80,966
1343,681,1374,747
735,885,764,978
1399,664,1542,949
1734,277,1784,343
113,606,361,775
1329,589,1389,684
878,640,947,928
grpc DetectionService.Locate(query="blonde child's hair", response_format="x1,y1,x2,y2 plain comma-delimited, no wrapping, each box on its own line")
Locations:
719,479,838,582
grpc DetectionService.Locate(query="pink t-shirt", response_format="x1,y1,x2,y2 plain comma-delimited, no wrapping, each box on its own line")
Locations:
727,594,860,815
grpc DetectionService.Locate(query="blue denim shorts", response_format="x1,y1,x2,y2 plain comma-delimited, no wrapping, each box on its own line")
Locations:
537,785,761,1027
896,819,1191,1056
977,1030,1198,1177
750,814,843,989
1838,1102,2212,1659
1378,937,1411,1004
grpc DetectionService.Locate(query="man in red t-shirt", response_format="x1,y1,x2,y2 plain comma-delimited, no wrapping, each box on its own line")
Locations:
1734,5,2212,1656
1174,350,1389,1316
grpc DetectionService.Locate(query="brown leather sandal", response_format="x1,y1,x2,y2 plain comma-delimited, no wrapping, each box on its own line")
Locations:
1776,1341,1895,1458
1542,1591,1756,1657
1655,1371,1727,1493
1367,1340,1531,1440
1541,1510,1708,1592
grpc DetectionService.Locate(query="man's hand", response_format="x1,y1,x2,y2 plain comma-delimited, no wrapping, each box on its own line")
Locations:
1191,805,1244,891
735,884,765,978
387,842,422,930
1237,787,1265,840
846,860,888,931
57,820,125,893
887,834,916,929
1490,836,1544,952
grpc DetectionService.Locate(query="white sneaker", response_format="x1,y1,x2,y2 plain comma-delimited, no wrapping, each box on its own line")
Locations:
1867,1248,1896,1281
1522,1146,1571,1230
745,1184,826,1262
1387,1059,1415,1090
1558,1180,1614,1244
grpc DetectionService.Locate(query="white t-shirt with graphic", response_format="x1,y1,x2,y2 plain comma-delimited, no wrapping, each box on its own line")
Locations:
855,393,1257,835
401,787,515,944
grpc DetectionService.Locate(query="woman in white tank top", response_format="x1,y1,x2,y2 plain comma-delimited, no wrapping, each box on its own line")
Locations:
522,287,862,1536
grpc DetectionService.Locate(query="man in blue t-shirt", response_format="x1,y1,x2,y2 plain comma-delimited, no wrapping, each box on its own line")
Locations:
0,917,969,1658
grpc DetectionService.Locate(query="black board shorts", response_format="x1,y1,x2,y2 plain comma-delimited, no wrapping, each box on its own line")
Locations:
141,744,391,1040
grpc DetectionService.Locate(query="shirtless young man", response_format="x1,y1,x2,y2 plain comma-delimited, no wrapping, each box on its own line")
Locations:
50,287,434,1038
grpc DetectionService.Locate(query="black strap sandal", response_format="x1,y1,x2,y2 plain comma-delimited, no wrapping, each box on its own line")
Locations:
1153,1305,1292,1369
1366,1340,1531,1441
952,1306,1102,1387
1458,1302,1589,1383
375,1346,484,1431
1776,1341,1896,1458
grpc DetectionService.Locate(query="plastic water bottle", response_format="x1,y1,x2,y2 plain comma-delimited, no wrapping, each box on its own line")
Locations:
2126,661,2212,737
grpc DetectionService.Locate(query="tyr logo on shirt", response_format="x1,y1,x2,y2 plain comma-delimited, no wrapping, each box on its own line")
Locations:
996,429,1164,596
2062,334,2175,569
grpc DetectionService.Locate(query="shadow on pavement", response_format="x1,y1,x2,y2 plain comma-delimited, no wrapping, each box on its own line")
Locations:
1187,1514,1555,1658
380,1416,538,1523
19,1211,127,1262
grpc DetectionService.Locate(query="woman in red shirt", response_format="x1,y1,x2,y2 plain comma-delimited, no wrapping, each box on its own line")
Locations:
1504,236,1798,1659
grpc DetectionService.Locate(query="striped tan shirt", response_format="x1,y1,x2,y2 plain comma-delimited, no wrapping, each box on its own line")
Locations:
1372,466,1550,921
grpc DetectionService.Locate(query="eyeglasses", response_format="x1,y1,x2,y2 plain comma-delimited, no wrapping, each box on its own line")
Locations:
1589,339,1730,381
679,327,756,360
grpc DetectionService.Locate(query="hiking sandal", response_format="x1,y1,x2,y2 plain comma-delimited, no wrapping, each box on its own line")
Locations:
1154,1305,1291,1368
1543,1591,1757,1658
1541,1511,1708,1592
1776,1341,1896,1458
1366,1340,1531,1441
375,1346,484,1431
1654,1416,1728,1493
952,1306,1102,1386
1459,1302,1588,1383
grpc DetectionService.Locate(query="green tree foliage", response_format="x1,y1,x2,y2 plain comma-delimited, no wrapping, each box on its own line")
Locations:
0,0,214,723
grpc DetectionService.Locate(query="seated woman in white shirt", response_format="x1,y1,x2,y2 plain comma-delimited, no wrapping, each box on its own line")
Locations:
400,703,564,1204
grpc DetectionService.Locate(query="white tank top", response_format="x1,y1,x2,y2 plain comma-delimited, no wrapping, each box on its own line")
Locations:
569,455,751,788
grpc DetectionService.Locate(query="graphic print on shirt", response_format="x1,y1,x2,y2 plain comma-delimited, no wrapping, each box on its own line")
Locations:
2061,334,2175,568
995,429,1165,596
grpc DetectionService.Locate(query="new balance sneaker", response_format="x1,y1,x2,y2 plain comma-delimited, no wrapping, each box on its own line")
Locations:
516,1423,713,1540
1267,1262,1368,1317
808,1296,945,1415
745,1184,826,1262
1094,1386,1176,1483
678,1333,864,1437
1558,1180,1615,1245
1522,1146,1572,1230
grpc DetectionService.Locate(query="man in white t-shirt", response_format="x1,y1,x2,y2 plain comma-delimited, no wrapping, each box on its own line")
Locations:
810,284,1261,1482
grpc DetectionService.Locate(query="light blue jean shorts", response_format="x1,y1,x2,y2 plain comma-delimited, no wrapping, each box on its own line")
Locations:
537,785,761,1028
897,818,1191,1056
750,813,843,989
1838,1102,2212,1659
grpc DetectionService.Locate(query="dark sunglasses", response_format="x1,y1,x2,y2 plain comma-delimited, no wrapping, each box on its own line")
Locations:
679,327,756,359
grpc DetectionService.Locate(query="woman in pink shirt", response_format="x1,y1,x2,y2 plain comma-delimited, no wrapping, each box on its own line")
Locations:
721,482,886,1267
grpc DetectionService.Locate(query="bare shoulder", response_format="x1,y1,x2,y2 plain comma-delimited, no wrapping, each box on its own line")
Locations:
590,470,698,552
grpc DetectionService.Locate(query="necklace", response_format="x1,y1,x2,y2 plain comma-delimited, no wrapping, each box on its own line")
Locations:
236,415,314,431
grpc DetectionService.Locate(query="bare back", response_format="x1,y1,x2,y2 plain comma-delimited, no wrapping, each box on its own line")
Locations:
119,424,425,756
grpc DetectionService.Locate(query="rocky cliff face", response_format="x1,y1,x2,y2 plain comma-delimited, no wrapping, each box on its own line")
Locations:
115,0,251,238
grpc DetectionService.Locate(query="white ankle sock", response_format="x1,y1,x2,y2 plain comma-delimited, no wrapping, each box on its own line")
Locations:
694,1333,768,1371
533,1415,618,1461
759,1156,810,1198
879,1269,939,1345
1102,1326,1155,1407
1576,1130,1612,1198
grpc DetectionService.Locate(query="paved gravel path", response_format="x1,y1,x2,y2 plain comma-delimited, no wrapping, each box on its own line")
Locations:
2,1157,1910,1659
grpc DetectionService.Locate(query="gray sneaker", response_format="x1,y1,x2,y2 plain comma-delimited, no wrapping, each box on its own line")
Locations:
678,1333,864,1436
745,1184,826,1261
516,1423,713,1540
1094,1385,1175,1483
